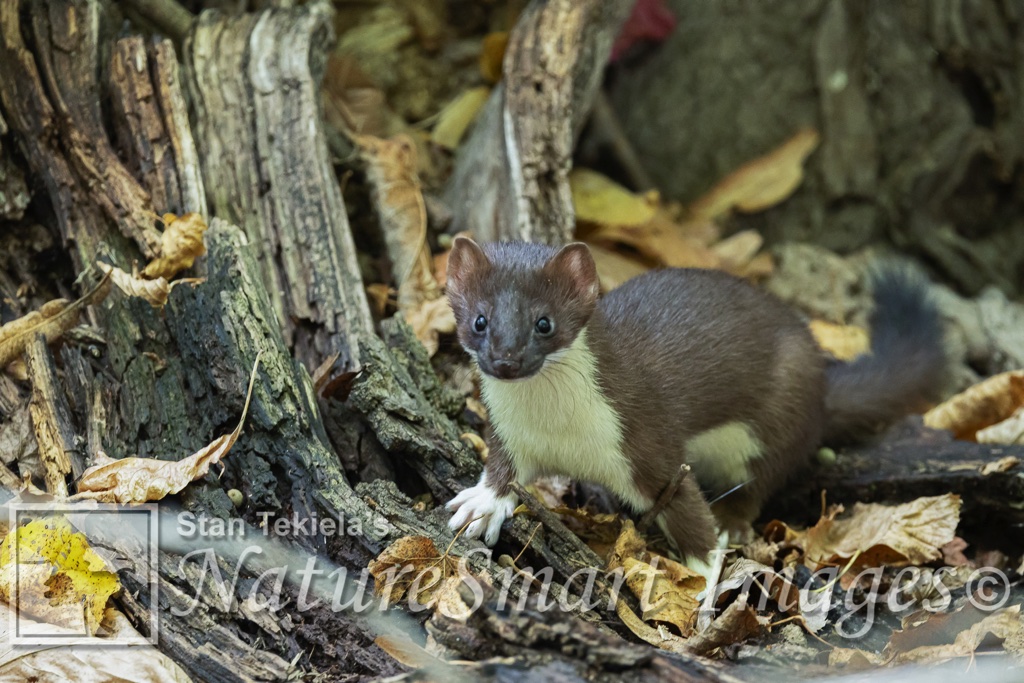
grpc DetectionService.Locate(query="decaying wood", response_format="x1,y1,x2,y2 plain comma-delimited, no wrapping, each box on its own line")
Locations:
25,335,82,496
423,585,747,683
0,111,29,221
768,419,1024,544
187,0,373,373
445,0,633,244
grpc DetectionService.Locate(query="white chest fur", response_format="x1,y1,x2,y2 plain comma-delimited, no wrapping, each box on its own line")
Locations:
478,329,650,512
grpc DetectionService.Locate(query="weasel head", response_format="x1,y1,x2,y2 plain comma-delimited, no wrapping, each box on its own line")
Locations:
446,237,599,380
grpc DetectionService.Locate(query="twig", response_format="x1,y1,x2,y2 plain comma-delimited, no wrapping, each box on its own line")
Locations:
637,463,691,533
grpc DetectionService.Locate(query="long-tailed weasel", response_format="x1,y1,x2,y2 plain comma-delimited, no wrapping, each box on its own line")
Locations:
445,237,947,562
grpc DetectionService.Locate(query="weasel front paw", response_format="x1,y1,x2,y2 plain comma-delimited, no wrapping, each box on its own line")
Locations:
446,481,516,546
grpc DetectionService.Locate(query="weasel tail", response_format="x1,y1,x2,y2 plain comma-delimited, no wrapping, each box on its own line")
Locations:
823,266,949,444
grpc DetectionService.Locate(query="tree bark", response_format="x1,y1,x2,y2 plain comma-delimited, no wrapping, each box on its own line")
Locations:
444,0,633,245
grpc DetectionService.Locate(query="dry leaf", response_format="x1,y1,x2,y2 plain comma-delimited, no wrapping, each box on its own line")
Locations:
354,134,454,355
977,409,1024,446
809,319,870,361
479,32,509,84
368,536,458,606
459,432,488,460
607,520,704,638
70,354,262,504
143,213,207,280
924,371,1024,441
98,262,170,307
0,516,120,636
710,230,763,271
0,273,111,369
890,605,1024,664
431,87,490,149
683,592,763,656
570,168,659,227
828,647,883,669
0,603,191,681
796,494,961,570
980,454,1021,474
689,128,820,220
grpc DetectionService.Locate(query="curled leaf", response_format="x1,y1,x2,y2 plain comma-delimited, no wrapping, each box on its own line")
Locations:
784,494,962,570
924,371,1024,441
142,212,208,280
98,262,170,307
0,273,111,369
607,520,704,638
689,128,820,220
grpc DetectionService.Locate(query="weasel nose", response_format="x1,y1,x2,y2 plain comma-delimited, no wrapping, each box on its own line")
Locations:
491,358,522,379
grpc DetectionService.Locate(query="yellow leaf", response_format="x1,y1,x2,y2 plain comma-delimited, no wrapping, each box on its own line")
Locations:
142,212,208,280
0,273,111,369
70,353,262,504
432,87,490,150
924,371,1024,441
479,32,509,84
570,168,658,227
0,516,120,636
809,319,870,361
689,128,820,220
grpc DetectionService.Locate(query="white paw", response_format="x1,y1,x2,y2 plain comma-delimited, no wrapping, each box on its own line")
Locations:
446,481,517,546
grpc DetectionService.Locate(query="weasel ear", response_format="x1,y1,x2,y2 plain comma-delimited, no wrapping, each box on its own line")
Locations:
547,242,599,307
447,236,490,298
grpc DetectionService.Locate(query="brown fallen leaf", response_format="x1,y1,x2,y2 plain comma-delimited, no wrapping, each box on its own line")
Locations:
70,353,262,504
809,319,870,361
607,520,704,638
0,273,111,369
977,409,1024,446
795,494,961,571
354,133,454,356
889,605,1024,664
432,87,490,149
368,535,458,606
683,592,765,656
924,370,1024,441
98,261,203,308
689,128,821,220
143,213,208,280
980,454,1022,474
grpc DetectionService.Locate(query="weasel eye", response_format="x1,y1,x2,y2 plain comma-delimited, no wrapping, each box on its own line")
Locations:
473,315,488,333
535,317,554,336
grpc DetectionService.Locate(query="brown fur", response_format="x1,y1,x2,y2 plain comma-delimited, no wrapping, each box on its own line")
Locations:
447,239,946,560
